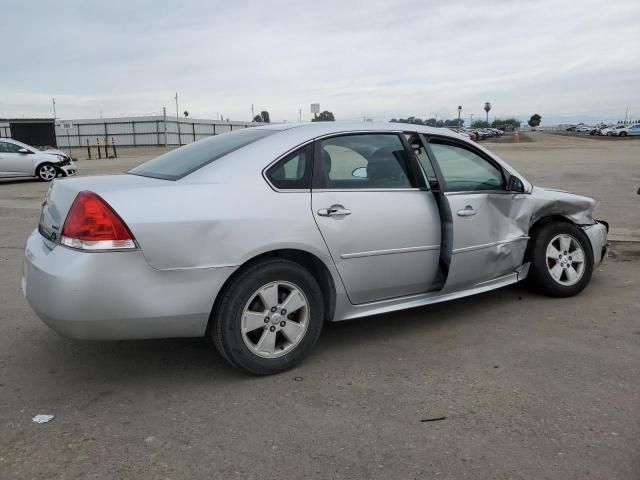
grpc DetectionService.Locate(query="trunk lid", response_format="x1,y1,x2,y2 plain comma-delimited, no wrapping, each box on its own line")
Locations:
38,174,168,246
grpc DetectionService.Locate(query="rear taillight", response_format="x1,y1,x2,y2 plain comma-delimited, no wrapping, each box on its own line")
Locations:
60,191,137,251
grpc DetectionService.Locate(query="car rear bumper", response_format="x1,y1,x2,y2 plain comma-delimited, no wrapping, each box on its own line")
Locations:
582,221,608,267
22,230,236,340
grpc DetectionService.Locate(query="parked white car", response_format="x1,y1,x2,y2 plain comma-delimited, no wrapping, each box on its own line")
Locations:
601,125,627,136
0,138,76,181
575,125,591,133
616,124,640,136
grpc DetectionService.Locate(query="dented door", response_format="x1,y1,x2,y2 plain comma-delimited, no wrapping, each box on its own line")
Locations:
426,139,529,292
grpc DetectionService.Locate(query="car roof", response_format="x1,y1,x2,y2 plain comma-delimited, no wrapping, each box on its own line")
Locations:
251,121,462,138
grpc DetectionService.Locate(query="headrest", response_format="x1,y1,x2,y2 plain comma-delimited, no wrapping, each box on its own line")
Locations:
322,150,332,174
366,147,407,181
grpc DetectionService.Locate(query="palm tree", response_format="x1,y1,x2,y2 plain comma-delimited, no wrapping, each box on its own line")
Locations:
484,102,492,124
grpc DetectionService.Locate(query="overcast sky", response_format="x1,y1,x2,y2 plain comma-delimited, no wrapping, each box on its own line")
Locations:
2,0,639,124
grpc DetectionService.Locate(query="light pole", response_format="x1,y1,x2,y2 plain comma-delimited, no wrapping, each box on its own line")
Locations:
52,98,57,119
457,105,462,132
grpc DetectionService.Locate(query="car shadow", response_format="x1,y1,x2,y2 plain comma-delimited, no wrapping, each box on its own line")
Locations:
0,177,40,186
30,283,530,387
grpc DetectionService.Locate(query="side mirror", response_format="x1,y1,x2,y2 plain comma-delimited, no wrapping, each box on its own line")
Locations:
18,148,31,154
352,167,367,178
507,175,525,193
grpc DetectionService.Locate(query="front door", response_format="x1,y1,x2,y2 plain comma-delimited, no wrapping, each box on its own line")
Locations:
0,141,32,174
425,137,529,292
311,133,442,304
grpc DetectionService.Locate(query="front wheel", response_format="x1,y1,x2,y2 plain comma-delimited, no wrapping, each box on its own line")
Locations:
36,163,58,181
527,222,594,297
211,259,324,375
620,131,627,137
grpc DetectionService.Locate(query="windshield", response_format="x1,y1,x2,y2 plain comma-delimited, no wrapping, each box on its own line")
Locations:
129,128,276,180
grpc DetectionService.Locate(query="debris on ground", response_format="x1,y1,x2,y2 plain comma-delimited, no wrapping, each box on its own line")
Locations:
420,416,447,423
32,414,55,424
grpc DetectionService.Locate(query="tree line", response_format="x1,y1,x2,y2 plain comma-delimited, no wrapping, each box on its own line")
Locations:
390,117,465,127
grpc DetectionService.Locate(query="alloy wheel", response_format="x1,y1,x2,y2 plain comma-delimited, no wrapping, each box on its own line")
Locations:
546,234,586,286
241,281,309,358
39,165,57,181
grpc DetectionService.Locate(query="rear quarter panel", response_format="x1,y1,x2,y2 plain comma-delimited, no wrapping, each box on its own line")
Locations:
101,182,332,271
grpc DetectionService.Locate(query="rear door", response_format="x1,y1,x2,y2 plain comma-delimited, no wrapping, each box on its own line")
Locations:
311,132,442,304
422,136,529,292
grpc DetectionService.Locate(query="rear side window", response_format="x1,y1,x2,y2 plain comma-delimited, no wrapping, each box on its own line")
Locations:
266,144,313,190
314,134,413,189
129,129,276,180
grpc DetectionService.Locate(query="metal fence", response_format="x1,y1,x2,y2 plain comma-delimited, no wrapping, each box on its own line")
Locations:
0,123,10,138
55,116,262,148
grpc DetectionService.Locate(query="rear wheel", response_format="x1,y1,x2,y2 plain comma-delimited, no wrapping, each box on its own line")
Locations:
527,222,594,297
212,259,324,375
620,131,627,137
36,163,57,181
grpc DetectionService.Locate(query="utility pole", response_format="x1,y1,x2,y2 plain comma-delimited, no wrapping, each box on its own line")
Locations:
175,92,181,146
299,109,302,122
624,107,628,124
251,104,254,121
52,98,57,119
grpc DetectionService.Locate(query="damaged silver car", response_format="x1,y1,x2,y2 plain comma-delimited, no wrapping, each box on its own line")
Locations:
23,123,608,375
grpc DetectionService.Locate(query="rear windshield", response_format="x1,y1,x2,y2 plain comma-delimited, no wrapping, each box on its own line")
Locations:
129,128,276,180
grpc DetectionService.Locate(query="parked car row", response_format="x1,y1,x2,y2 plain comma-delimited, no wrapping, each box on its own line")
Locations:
594,124,640,136
565,123,640,137
449,127,504,141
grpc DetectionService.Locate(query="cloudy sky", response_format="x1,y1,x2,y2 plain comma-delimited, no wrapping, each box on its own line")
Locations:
2,0,639,124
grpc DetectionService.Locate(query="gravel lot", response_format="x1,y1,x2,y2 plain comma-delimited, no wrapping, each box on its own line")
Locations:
1,132,638,479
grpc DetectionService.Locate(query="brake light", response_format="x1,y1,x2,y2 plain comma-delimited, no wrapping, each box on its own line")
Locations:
60,191,137,250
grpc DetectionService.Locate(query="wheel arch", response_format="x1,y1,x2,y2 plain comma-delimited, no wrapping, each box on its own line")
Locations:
206,248,337,337
524,215,589,262
34,160,57,176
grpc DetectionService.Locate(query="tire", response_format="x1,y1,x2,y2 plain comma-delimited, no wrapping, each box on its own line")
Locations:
620,132,627,137
527,222,594,297
607,132,613,136
36,163,58,181
211,259,324,375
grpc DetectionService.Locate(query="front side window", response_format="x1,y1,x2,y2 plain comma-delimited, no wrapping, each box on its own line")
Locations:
315,134,412,189
129,128,276,180
0,142,22,153
266,144,312,190
405,134,437,186
429,141,505,192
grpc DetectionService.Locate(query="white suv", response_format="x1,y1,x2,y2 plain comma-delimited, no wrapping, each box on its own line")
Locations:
0,138,76,181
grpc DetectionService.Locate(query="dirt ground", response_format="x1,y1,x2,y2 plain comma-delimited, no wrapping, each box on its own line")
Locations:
0,132,638,479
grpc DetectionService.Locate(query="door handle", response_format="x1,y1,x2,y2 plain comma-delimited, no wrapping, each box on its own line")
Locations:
317,205,351,217
457,206,477,217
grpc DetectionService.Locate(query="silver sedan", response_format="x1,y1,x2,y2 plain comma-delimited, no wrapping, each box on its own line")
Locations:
23,123,608,375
